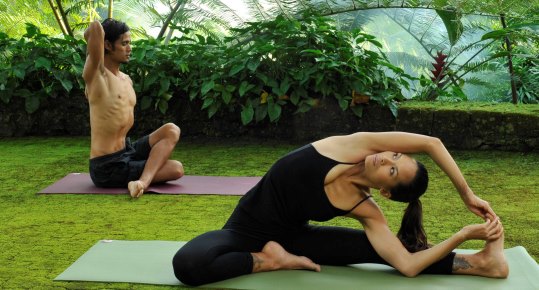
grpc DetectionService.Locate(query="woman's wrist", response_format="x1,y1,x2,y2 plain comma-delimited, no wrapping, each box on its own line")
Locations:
460,187,474,202
456,228,468,243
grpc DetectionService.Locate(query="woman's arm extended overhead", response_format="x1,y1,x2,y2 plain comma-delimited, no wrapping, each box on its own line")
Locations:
315,132,496,219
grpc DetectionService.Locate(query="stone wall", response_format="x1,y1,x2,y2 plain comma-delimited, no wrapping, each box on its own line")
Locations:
1,94,538,152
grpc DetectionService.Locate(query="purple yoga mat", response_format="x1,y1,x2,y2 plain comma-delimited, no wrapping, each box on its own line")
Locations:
38,173,261,195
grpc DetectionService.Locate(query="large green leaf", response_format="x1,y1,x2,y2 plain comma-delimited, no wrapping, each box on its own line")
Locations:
24,94,40,114
267,101,281,122
201,80,215,95
157,99,168,114
201,97,214,110
255,105,268,122
229,63,245,76
239,81,255,97
481,29,510,40
350,105,364,118
34,57,51,71
207,102,220,118
241,102,254,125
55,74,73,92
158,78,170,96
436,9,463,46
222,91,232,104
140,95,152,110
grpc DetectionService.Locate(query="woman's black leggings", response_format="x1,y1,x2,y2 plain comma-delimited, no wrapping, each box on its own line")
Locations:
172,225,455,286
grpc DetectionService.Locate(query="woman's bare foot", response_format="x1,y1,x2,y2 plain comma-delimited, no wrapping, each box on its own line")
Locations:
128,180,146,198
453,233,508,278
477,233,509,278
251,241,321,273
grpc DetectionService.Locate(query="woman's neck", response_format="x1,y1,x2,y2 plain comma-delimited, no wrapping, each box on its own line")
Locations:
347,161,377,191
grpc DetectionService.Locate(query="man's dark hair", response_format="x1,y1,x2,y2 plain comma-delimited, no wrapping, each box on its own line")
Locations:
101,18,130,53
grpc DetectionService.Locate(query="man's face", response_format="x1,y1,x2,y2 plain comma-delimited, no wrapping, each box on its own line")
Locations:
106,31,132,64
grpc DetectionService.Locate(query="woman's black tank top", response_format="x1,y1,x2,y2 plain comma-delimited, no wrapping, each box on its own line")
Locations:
224,144,370,239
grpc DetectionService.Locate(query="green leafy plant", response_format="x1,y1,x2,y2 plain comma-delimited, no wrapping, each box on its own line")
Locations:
0,24,85,113
502,53,539,104
123,37,190,114
184,13,412,124
487,25,539,104
1,15,412,123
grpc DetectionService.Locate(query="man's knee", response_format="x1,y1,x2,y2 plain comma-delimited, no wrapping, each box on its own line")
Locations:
163,123,180,142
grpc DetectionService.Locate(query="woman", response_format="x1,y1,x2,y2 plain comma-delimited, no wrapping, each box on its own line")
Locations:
173,132,508,286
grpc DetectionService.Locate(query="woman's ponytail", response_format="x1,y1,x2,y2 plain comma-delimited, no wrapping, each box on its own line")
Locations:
390,160,430,252
396,199,429,252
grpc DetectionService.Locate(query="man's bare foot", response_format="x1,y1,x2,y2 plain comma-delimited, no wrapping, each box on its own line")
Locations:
128,180,146,198
251,241,321,273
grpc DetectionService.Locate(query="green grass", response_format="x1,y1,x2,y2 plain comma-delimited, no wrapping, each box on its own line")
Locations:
0,137,537,289
401,101,539,115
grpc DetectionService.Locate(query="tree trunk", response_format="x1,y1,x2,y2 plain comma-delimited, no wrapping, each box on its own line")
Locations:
47,0,68,36
55,0,73,37
108,0,114,19
500,14,518,104
164,21,175,45
157,0,185,39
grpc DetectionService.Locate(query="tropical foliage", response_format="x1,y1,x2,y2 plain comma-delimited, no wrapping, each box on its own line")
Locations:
1,0,538,109
4,0,539,43
0,24,85,113
1,14,410,123
332,8,539,102
174,13,411,123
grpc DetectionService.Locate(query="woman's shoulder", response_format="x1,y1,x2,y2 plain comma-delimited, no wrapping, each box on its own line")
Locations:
346,196,387,224
312,133,374,163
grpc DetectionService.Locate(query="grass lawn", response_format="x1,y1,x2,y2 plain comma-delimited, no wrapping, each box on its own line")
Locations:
0,136,537,289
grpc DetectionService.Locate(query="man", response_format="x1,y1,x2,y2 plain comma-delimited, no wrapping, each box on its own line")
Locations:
83,18,184,198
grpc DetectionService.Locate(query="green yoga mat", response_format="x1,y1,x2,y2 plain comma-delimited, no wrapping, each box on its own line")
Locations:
55,240,539,289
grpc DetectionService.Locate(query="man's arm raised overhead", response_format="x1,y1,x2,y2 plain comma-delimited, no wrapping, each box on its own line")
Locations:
83,20,105,88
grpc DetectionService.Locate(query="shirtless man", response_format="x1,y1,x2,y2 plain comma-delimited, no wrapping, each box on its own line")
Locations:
83,18,184,198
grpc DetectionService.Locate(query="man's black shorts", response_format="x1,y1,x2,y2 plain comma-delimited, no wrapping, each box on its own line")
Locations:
89,136,151,187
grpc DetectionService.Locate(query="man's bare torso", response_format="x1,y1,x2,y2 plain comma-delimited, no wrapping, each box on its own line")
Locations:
86,66,136,158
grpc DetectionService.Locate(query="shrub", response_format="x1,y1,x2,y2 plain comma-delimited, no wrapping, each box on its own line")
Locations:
1,15,411,123
0,24,85,113
179,13,412,123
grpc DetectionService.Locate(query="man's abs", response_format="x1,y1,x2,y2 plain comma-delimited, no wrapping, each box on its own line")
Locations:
87,70,136,158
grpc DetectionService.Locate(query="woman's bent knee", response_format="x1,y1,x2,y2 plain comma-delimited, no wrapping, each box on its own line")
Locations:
172,249,205,286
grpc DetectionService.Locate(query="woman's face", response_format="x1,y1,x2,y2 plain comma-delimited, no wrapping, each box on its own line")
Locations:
364,151,418,190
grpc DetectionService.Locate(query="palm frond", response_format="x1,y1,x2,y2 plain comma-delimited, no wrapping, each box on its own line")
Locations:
114,0,162,29
178,7,233,31
463,75,497,87
333,8,379,30
0,0,60,37
173,16,226,42
446,37,499,71
191,0,248,26
385,51,432,69
382,8,450,55
458,59,503,73
240,0,273,21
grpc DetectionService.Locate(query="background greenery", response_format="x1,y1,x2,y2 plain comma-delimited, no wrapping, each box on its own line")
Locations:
0,15,411,123
1,1,538,126
1,1,537,288
0,137,537,289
